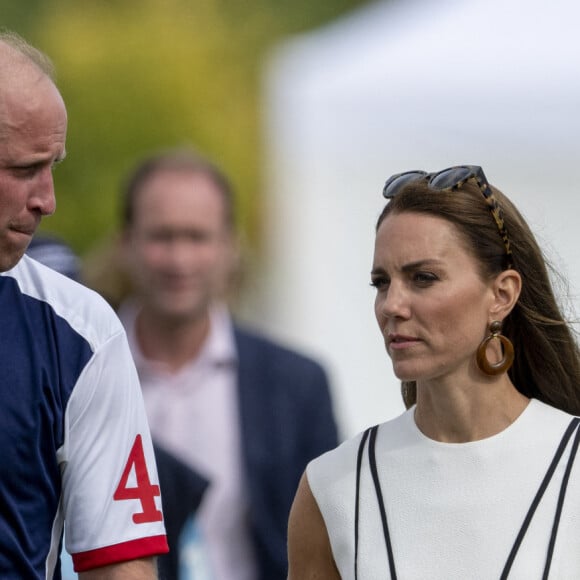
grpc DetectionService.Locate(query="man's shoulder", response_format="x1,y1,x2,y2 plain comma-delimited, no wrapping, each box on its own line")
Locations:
232,322,327,373
234,322,309,356
8,256,123,347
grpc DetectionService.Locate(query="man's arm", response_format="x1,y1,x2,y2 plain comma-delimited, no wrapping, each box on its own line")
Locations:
79,557,158,580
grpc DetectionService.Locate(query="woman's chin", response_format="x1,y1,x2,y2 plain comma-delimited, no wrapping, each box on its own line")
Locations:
391,363,419,382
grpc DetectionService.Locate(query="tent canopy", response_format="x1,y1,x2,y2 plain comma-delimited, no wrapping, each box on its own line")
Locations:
256,0,580,437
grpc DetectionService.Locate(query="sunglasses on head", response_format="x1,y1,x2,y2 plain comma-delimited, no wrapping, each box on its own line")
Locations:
382,165,513,269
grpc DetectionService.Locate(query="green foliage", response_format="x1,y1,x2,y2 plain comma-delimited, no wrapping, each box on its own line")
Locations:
1,0,371,255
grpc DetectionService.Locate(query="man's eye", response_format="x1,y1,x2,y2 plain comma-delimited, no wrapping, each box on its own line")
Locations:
13,166,38,177
148,232,173,243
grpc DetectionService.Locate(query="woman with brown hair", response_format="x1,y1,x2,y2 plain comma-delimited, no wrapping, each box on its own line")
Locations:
287,166,580,579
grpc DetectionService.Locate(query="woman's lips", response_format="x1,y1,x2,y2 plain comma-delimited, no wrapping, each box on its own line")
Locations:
388,333,420,350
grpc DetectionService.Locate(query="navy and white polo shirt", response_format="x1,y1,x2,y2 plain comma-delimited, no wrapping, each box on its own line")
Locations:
0,255,168,579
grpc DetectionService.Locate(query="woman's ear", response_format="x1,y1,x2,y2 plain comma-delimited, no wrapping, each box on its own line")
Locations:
490,269,522,319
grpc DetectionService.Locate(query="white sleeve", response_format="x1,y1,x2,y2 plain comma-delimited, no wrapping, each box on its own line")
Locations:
59,328,167,571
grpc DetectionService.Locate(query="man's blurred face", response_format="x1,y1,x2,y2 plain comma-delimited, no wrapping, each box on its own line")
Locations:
123,169,235,323
0,72,67,272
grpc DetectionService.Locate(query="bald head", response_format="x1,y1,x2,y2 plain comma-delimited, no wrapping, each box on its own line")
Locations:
0,32,62,144
0,30,55,82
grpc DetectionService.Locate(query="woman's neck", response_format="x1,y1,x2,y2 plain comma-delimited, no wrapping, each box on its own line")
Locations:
413,374,530,443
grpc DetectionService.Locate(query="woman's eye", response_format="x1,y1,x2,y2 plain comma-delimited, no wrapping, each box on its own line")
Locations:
370,277,389,290
413,272,438,285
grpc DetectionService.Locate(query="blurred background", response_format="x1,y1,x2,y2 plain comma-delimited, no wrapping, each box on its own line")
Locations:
4,0,580,438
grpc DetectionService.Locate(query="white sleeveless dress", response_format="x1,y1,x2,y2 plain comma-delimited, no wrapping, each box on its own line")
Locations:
307,399,580,579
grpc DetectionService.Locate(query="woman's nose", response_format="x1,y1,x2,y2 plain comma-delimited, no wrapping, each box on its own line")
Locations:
377,282,410,320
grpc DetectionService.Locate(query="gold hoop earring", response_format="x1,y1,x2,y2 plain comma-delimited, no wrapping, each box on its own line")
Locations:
476,320,514,376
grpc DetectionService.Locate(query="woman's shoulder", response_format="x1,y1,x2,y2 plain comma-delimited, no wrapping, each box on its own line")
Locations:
306,409,413,497
528,397,579,425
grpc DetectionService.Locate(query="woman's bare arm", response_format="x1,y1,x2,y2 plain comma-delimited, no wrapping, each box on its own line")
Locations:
287,472,341,580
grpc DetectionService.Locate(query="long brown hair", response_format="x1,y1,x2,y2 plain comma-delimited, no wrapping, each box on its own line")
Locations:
376,178,580,416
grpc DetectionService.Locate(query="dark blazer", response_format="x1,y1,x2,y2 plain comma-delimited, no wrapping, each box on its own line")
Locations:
234,325,339,580
156,323,339,580
154,445,209,580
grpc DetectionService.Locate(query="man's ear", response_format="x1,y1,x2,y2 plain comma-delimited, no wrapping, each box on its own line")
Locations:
118,228,135,266
490,269,522,320
216,231,244,303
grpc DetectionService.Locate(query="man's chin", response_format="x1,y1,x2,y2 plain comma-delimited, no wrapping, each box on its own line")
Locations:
0,246,26,273
155,302,207,324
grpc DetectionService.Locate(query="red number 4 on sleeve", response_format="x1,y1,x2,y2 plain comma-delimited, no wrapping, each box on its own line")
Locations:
114,434,163,523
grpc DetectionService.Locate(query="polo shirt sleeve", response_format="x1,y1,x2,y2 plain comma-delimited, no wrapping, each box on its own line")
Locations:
58,328,168,572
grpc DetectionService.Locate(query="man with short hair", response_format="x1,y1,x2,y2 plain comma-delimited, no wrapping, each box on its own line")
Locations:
118,148,339,579
0,31,168,579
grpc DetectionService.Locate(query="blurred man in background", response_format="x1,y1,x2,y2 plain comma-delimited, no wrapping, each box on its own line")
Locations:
116,148,339,579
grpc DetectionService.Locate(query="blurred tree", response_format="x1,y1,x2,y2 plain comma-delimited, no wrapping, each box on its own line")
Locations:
1,0,371,257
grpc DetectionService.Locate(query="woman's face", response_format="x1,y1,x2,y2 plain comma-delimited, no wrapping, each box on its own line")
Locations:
372,211,496,384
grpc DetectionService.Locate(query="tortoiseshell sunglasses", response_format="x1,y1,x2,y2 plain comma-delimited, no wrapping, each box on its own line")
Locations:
382,165,513,269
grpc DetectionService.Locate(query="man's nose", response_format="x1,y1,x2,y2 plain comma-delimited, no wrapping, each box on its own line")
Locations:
28,168,56,216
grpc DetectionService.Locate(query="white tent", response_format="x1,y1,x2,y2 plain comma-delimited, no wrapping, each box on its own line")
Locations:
251,0,580,438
